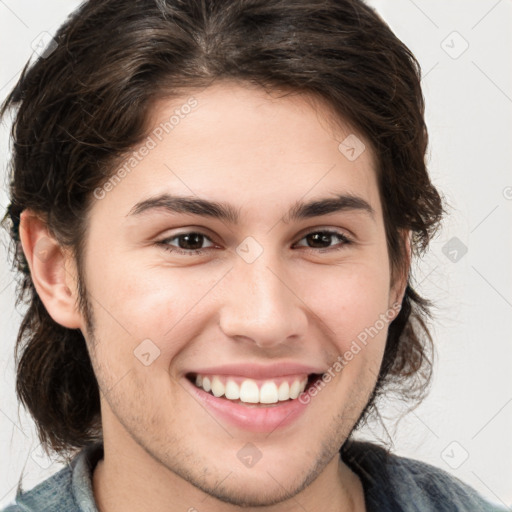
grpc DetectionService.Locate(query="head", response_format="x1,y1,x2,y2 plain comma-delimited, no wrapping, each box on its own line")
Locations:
2,0,443,506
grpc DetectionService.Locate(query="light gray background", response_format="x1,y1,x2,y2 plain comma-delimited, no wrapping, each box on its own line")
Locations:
1,0,511,508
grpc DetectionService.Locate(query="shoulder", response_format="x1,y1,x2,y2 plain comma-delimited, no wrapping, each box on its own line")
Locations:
1,443,102,512
341,440,505,512
1,465,76,512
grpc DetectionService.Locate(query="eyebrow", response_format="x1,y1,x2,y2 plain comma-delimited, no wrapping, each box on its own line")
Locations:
127,193,375,223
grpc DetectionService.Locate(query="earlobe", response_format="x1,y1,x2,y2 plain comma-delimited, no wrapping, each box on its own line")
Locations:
19,210,83,329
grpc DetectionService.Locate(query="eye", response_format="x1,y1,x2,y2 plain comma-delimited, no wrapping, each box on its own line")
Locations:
156,228,352,257
293,230,352,252
157,232,216,256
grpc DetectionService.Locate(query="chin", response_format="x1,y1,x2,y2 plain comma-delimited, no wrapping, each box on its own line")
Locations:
196,474,307,508
180,447,323,509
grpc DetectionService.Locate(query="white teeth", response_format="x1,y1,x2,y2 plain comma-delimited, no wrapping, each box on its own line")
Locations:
259,381,279,404
211,376,225,397
192,374,310,404
239,379,260,403
289,380,301,399
225,379,240,400
278,381,290,401
202,376,211,392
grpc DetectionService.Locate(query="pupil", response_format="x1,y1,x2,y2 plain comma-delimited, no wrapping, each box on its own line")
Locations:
307,232,331,248
179,233,203,250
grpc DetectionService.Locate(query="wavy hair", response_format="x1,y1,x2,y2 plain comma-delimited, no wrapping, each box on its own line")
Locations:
1,0,444,456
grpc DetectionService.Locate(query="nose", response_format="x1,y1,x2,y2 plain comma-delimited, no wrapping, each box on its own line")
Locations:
218,249,307,349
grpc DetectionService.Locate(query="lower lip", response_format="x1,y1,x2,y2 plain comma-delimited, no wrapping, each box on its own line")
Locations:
184,377,311,433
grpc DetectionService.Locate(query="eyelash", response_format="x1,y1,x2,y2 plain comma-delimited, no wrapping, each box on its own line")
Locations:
156,229,352,256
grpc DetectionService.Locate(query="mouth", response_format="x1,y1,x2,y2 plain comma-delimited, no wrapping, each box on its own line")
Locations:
184,371,324,432
186,372,324,407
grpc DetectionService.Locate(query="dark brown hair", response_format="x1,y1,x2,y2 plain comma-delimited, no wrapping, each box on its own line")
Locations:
1,0,443,457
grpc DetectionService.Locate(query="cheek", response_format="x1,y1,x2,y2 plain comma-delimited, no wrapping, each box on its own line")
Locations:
84,256,224,367
302,260,392,347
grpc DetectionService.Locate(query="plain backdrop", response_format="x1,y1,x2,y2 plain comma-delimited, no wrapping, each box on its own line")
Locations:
1,0,511,509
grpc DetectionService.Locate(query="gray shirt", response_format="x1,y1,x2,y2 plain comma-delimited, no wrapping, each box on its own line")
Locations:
2,441,506,511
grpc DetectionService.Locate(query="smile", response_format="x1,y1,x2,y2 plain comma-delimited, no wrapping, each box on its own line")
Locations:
189,373,309,404
184,371,325,432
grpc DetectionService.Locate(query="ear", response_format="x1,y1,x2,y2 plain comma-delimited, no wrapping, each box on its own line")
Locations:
19,210,83,329
388,229,412,312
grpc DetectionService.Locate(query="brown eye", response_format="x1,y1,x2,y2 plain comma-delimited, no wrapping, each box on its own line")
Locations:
157,231,216,255
294,230,351,251
173,233,207,250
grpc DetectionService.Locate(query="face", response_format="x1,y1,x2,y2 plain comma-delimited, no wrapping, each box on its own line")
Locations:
76,82,404,506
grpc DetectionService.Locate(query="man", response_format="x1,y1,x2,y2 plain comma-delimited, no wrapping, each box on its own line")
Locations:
0,0,504,510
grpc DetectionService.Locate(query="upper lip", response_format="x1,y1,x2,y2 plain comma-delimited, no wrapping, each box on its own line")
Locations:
185,362,325,380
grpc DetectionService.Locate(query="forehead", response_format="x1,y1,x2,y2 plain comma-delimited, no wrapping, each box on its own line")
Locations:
92,81,382,223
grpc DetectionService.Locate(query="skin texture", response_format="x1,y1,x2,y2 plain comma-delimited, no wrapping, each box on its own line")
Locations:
20,81,408,512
